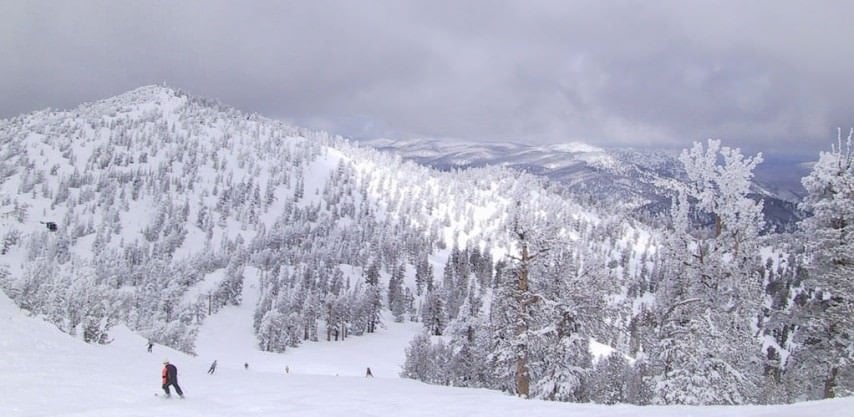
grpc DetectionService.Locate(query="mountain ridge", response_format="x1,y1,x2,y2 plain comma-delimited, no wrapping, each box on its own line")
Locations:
360,137,806,232
0,84,630,351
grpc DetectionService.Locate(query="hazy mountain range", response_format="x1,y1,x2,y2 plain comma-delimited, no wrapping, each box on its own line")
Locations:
361,138,808,232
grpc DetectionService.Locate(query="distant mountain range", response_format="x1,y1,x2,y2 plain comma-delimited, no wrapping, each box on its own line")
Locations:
360,138,808,233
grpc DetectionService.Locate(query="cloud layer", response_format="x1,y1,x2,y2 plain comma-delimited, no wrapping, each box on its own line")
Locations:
2,1,851,158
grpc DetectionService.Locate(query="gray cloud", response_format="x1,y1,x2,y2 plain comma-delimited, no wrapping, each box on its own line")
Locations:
2,0,852,159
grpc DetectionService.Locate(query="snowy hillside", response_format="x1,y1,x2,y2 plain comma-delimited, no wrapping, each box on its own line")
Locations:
3,290,852,417
0,84,649,387
193,265,422,377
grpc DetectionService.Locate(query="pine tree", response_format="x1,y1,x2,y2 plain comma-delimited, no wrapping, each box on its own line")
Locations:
590,352,631,404
529,244,596,403
415,255,433,295
258,310,286,352
388,264,406,322
649,139,765,404
402,333,433,380
790,129,854,399
446,278,486,387
486,264,522,394
362,281,383,334
421,289,446,335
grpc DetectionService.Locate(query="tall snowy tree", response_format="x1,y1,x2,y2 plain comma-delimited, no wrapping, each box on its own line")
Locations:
790,129,854,399
362,262,383,334
530,245,596,403
414,255,433,295
649,139,765,405
401,333,434,381
509,228,536,398
495,201,555,399
590,352,632,404
421,289,447,336
388,264,406,322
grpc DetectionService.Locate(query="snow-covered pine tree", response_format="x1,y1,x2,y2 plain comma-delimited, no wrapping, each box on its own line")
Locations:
789,128,854,399
508,227,536,398
445,277,488,387
590,352,631,404
529,244,596,403
401,333,433,381
649,139,765,405
388,263,406,322
421,289,447,335
496,200,558,399
258,309,286,352
414,254,432,295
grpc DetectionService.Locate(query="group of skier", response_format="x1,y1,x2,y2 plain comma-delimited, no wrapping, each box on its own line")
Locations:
157,359,242,399
151,342,373,399
153,345,243,399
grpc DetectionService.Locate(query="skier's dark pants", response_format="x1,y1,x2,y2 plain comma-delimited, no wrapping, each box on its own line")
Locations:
163,381,183,397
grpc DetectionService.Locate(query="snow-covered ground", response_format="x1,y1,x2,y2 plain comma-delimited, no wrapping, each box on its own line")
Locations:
1,289,851,417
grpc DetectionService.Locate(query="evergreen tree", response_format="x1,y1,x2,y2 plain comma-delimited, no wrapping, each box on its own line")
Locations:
649,139,765,405
415,255,432,296
363,282,383,334
421,289,446,336
446,279,486,387
388,264,406,322
790,129,854,399
590,352,631,404
402,333,433,381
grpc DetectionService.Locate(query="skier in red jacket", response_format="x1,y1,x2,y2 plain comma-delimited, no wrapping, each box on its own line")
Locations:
161,359,184,398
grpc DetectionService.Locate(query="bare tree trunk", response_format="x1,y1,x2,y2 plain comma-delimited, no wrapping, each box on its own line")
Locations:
516,239,530,398
824,366,838,399
516,356,530,398
714,213,722,238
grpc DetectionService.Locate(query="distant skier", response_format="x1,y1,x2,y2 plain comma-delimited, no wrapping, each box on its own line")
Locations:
244,362,249,370
366,367,373,377
147,341,153,353
161,359,184,398
207,360,217,375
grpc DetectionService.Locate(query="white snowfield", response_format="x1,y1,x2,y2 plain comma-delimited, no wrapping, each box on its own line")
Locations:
1,290,850,417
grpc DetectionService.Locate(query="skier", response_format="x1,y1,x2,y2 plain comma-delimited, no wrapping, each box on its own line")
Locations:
147,340,153,353
207,360,217,375
244,362,249,370
366,367,373,377
161,359,184,398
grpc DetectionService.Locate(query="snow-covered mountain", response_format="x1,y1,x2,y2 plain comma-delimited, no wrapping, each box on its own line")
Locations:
0,84,640,358
361,138,805,232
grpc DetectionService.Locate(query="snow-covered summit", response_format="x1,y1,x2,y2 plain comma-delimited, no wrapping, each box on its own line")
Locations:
546,141,605,154
56,84,191,119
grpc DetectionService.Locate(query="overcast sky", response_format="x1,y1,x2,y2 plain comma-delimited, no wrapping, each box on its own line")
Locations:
2,1,852,159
